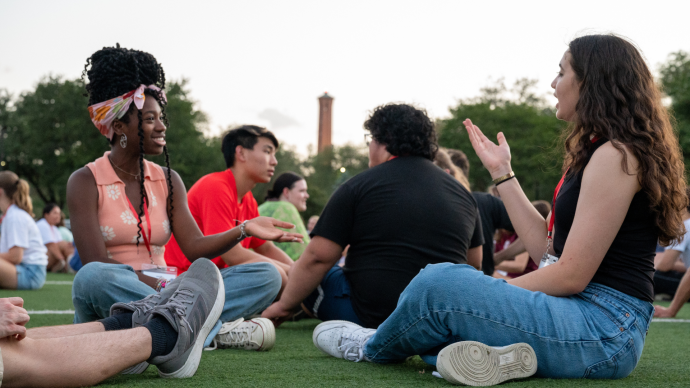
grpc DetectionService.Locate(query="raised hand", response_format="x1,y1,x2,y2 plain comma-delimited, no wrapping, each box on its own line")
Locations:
0,297,30,340
245,216,304,243
463,118,513,179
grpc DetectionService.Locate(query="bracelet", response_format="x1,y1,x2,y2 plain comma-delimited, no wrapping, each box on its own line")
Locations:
237,220,249,241
155,277,167,292
492,171,515,186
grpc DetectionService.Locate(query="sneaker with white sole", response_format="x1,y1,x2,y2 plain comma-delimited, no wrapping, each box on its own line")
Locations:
312,320,376,362
205,318,275,351
436,341,537,386
148,259,225,378
110,272,187,375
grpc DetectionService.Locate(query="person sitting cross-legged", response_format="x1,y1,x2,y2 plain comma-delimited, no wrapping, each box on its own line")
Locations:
262,103,483,329
0,258,224,387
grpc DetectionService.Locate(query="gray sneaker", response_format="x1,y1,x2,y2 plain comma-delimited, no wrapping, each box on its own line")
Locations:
148,258,225,378
110,272,187,374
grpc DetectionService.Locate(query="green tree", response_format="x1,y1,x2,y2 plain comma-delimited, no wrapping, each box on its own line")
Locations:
438,78,567,200
660,51,690,172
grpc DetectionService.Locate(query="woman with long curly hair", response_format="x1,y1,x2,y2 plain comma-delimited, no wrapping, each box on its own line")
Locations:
67,44,302,375
311,34,687,385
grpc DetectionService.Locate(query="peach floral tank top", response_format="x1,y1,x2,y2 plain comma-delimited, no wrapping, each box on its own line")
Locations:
87,151,171,270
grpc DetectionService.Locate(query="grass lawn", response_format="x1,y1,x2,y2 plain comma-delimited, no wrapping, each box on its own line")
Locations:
2,273,689,387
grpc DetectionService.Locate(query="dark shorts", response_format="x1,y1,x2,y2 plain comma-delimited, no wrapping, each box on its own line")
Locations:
302,266,363,325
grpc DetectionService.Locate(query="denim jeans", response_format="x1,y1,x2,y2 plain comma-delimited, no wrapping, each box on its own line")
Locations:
16,263,46,290
302,266,364,325
72,261,281,324
364,263,653,379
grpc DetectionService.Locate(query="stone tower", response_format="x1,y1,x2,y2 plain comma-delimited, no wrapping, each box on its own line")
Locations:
317,92,334,153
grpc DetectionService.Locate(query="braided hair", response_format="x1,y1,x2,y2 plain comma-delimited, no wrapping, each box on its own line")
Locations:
82,44,174,248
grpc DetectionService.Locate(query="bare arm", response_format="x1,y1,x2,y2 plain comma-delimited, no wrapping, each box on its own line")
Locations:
508,143,640,295
45,243,65,261
655,268,690,317
495,251,530,274
493,238,526,265
262,236,342,325
655,249,682,272
254,242,295,268
0,247,24,265
467,246,482,270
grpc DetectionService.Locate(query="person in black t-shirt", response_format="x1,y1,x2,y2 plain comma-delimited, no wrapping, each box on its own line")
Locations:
262,104,483,328
310,35,688,385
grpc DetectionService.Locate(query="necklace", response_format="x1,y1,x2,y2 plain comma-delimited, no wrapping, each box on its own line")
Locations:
108,156,140,179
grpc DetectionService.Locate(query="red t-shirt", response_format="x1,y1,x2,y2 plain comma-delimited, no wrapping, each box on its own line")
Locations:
164,169,266,272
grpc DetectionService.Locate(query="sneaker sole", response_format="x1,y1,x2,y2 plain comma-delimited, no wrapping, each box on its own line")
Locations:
121,361,149,374
158,265,225,379
249,318,276,351
436,341,537,386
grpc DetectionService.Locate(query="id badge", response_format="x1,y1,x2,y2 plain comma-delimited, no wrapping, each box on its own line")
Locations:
539,253,559,269
141,264,178,280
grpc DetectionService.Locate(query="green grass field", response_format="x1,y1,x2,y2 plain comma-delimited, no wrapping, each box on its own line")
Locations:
3,273,689,387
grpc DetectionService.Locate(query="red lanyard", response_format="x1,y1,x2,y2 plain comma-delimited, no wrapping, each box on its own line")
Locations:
125,196,152,259
548,136,600,239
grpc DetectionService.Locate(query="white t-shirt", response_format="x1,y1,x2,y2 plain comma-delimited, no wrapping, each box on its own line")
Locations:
0,205,48,266
36,218,63,244
665,218,690,268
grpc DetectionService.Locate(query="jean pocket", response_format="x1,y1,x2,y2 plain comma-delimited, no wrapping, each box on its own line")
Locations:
583,338,637,379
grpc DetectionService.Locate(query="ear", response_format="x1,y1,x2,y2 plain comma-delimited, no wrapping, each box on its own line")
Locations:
235,145,247,163
282,186,291,198
112,119,126,136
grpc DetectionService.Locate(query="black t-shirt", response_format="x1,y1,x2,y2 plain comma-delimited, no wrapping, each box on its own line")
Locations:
312,156,484,328
553,139,657,302
473,192,514,275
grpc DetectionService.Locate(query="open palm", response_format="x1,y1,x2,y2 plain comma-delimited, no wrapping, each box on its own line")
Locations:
463,118,512,178
245,217,304,243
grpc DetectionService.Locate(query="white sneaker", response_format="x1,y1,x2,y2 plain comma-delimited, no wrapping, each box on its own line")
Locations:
207,318,275,351
436,341,537,386
312,320,376,362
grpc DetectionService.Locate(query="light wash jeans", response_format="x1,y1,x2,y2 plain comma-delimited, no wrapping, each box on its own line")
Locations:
364,263,653,379
72,262,281,324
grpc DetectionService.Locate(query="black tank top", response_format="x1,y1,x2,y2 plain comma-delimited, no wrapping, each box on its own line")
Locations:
553,139,656,302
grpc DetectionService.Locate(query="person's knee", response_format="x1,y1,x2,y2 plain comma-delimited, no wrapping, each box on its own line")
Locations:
256,262,282,298
72,262,117,297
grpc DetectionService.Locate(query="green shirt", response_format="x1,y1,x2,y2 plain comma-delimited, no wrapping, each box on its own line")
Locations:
258,201,310,261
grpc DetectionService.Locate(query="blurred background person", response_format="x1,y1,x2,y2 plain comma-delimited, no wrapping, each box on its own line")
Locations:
259,172,311,261
307,215,319,234
36,203,74,272
0,171,48,290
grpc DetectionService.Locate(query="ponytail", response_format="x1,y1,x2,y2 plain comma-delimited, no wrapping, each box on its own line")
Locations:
0,171,35,217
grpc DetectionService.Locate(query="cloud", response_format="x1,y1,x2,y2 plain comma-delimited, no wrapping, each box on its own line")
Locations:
257,108,299,129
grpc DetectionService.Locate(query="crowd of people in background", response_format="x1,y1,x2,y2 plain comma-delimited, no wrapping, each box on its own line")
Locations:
1,33,690,387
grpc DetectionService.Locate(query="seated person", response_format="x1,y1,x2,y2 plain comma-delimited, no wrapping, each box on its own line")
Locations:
0,172,47,290
69,46,302,366
654,188,690,317
263,103,483,328
493,200,551,278
0,259,226,384
57,211,74,243
258,172,311,260
307,215,319,234
36,203,74,272
446,148,514,275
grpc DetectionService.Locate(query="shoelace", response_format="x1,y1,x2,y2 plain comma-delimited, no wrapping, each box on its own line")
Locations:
162,289,195,334
338,332,369,362
218,321,252,348
128,293,162,316
203,318,246,351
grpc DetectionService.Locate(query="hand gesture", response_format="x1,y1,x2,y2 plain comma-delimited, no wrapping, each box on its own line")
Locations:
245,217,304,243
463,118,512,179
653,305,676,318
0,297,30,340
261,301,297,328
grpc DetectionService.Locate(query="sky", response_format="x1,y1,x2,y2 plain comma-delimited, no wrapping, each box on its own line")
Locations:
2,0,690,155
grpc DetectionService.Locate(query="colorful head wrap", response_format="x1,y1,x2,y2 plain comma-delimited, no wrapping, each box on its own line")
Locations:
88,84,167,140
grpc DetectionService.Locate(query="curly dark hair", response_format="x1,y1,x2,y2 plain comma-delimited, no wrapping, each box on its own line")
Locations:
564,34,687,245
364,103,438,160
82,44,174,249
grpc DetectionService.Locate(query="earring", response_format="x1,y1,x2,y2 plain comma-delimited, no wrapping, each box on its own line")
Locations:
120,134,127,149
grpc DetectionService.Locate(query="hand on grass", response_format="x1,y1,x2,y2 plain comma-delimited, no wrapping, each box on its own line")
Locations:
653,305,677,318
245,217,304,243
0,297,30,340
463,118,513,179
262,301,297,328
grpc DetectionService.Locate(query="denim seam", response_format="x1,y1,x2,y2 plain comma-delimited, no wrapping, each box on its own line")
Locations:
367,313,430,362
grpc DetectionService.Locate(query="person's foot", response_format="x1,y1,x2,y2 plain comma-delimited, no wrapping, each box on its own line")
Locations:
436,341,537,386
110,273,187,374
312,320,376,362
206,318,276,351
149,259,225,378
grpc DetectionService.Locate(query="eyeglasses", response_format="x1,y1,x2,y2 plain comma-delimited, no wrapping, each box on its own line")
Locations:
364,133,372,146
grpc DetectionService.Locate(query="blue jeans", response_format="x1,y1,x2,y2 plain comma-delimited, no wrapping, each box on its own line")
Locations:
364,263,653,379
302,266,363,325
72,262,282,324
16,263,46,290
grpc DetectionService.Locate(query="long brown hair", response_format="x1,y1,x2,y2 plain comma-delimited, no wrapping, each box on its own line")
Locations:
0,171,34,217
434,148,471,191
564,34,687,245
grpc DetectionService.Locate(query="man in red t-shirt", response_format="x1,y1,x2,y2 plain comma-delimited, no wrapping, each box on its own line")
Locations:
165,125,295,349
